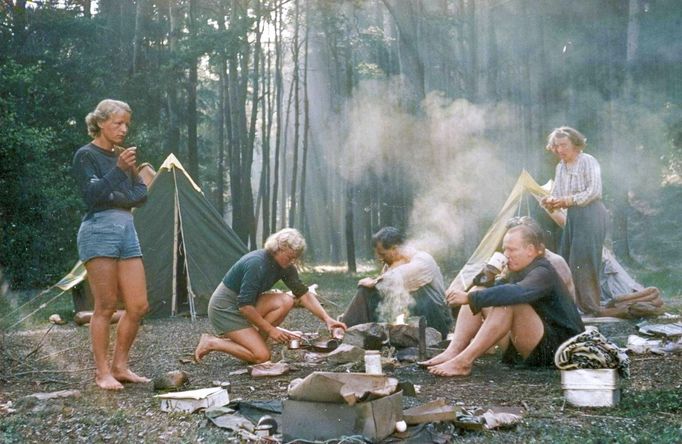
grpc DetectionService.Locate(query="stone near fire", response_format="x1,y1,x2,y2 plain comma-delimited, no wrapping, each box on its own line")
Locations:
395,347,445,363
387,324,442,348
342,323,388,350
326,344,365,365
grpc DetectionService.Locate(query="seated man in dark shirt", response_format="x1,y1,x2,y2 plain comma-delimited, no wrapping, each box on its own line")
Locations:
422,223,584,376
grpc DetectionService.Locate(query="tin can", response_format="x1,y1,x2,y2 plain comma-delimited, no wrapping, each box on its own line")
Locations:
364,350,382,375
255,425,272,437
288,338,300,349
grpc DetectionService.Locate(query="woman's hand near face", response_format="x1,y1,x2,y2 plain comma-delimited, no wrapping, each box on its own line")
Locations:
116,147,137,172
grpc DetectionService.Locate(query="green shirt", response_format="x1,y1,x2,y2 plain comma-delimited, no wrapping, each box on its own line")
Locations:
222,249,308,307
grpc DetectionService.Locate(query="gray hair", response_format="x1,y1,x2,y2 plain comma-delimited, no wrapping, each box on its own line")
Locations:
85,99,132,138
545,126,587,151
264,228,306,257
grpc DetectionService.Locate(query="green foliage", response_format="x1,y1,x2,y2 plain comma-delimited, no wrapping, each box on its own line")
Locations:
619,388,681,415
627,184,682,299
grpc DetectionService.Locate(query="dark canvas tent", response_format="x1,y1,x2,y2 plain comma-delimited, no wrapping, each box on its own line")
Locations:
56,154,247,319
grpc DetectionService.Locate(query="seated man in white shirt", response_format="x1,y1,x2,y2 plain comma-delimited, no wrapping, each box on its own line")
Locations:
340,227,453,337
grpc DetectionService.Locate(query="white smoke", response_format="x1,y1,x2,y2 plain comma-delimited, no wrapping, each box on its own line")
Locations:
333,80,515,257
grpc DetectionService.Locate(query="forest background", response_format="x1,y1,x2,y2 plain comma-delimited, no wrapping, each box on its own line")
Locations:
1,0,680,298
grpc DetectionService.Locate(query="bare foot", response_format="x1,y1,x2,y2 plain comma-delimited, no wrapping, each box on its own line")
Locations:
418,347,462,367
111,368,151,384
95,373,124,390
194,333,214,363
428,358,472,377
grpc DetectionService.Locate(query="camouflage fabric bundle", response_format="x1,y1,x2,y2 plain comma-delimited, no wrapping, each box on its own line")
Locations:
554,326,630,377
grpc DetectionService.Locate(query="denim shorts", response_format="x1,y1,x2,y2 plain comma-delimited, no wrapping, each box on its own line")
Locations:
77,209,142,263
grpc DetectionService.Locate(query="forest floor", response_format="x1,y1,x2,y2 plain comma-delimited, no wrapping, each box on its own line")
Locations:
1,271,681,443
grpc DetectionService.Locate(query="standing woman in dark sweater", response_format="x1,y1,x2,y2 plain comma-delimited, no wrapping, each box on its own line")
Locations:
72,99,150,390
541,126,608,315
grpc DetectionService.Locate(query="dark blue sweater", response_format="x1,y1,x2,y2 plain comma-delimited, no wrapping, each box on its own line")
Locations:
469,256,584,336
222,249,309,307
72,143,147,220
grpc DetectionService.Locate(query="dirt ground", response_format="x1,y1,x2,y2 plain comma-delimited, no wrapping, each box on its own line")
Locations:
1,300,682,443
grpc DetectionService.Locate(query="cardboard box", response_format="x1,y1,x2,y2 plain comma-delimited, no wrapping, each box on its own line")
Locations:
561,369,620,407
155,387,230,413
282,391,403,442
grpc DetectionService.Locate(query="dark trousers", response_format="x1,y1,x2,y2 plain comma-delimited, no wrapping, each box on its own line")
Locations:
560,200,608,315
342,286,452,338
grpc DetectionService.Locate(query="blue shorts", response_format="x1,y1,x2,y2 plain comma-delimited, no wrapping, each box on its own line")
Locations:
77,209,142,263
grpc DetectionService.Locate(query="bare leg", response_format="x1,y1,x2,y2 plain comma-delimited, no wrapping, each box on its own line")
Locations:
111,258,150,383
196,328,271,363
85,258,124,390
256,292,295,328
430,304,543,377
194,292,294,363
420,305,483,366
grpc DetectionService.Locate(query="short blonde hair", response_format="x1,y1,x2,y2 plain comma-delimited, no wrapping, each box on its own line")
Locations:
85,99,132,138
264,228,306,257
545,126,587,151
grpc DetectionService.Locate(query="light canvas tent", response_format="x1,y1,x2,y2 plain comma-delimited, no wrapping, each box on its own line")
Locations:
449,170,644,300
55,154,248,319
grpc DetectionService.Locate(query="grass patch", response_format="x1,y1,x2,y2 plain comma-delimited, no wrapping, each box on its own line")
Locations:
618,388,682,416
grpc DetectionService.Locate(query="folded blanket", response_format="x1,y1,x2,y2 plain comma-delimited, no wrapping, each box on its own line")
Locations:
554,326,630,377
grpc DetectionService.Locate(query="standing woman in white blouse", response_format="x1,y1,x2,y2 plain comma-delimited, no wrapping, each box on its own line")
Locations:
541,126,608,315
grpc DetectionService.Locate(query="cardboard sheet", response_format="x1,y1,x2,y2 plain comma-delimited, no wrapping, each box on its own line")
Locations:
287,371,398,406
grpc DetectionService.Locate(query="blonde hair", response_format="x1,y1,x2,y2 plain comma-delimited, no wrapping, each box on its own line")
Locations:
264,228,306,257
545,126,587,151
85,99,132,138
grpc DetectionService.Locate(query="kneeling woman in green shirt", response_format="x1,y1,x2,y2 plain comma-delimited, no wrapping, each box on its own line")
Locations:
194,228,346,363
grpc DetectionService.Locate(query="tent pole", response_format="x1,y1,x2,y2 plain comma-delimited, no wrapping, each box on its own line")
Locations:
172,170,180,317
6,290,68,330
173,170,197,322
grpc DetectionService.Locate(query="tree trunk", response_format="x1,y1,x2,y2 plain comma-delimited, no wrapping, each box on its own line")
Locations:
262,40,274,243
467,0,478,101
132,0,144,75
611,0,639,260
257,44,270,243
298,0,311,235
345,184,357,273
83,0,91,18
280,61,296,228
270,0,283,233
289,0,301,228
227,30,244,240
216,3,229,217
381,0,426,110
187,0,199,181
244,4,262,248
166,0,180,157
